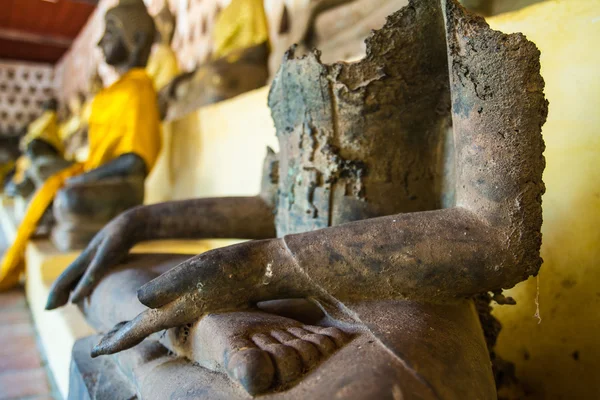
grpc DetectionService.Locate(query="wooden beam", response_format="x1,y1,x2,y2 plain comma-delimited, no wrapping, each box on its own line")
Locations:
0,27,73,49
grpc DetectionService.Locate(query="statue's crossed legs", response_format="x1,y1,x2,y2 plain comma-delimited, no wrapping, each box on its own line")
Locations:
80,253,494,399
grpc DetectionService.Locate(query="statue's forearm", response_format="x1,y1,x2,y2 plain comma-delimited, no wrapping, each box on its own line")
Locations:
283,207,528,301
129,196,276,242
74,153,147,183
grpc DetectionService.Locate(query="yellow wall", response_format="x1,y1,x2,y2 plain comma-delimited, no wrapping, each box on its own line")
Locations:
145,87,278,201
488,1,600,398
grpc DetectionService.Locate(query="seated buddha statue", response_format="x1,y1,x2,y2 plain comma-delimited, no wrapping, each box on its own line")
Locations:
47,1,547,398
4,99,72,200
0,0,162,289
60,92,89,163
159,0,271,120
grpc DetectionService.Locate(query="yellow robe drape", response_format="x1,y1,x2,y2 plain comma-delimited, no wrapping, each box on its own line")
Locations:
147,43,180,91
0,69,161,290
212,0,269,60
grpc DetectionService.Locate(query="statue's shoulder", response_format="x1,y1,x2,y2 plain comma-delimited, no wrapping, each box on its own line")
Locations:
120,69,155,92
99,70,156,106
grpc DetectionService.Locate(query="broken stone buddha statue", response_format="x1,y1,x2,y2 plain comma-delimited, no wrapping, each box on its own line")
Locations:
48,1,547,398
0,0,162,290
159,0,271,120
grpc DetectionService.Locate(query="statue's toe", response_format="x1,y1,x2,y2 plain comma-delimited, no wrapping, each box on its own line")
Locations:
270,329,321,369
225,340,275,396
287,326,338,356
303,325,349,347
251,333,304,385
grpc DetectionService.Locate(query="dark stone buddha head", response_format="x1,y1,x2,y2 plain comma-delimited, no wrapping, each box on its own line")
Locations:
100,0,156,69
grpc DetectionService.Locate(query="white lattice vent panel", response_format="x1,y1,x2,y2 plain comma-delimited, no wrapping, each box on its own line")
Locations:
0,61,55,136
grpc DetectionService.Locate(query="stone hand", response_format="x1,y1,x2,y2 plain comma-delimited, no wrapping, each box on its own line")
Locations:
46,197,276,310
90,238,311,357
46,209,142,309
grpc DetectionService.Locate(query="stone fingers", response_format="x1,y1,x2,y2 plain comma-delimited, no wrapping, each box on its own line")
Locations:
71,236,129,303
138,238,303,310
91,294,197,357
137,253,206,309
45,234,101,310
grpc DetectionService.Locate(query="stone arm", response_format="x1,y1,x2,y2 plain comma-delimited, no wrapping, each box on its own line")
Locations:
45,196,276,309
46,148,280,309
66,153,147,185
89,193,542,357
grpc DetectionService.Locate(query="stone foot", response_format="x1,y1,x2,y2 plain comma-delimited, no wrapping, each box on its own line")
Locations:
166,311,350,396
